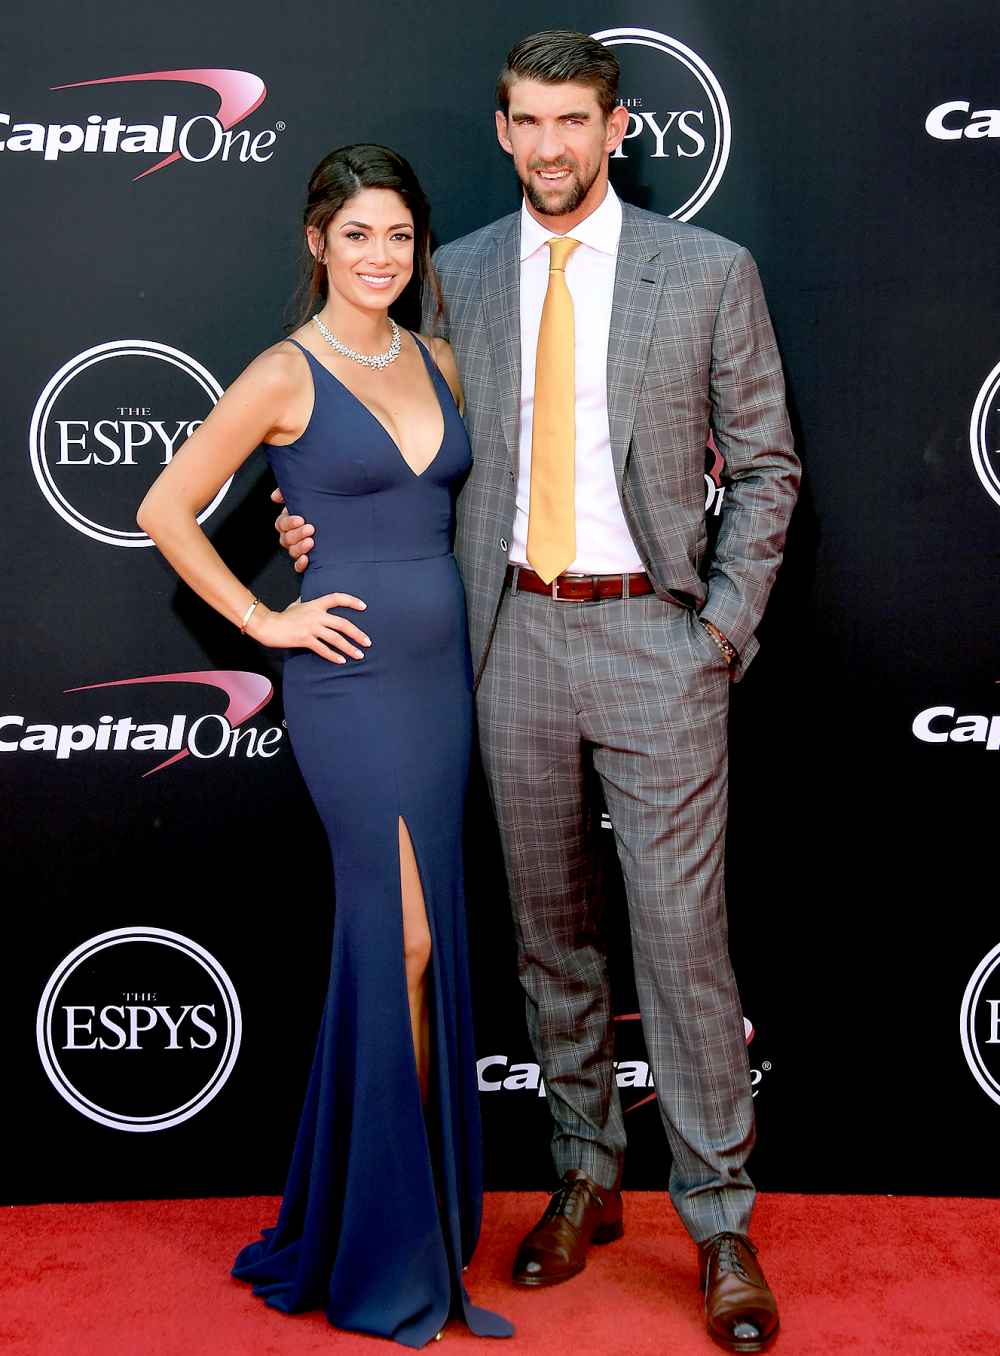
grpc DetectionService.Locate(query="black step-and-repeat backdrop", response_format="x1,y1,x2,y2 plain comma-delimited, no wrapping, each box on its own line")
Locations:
4,0,1000,1204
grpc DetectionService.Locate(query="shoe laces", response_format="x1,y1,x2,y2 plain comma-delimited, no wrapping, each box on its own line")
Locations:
706,1232,756,1286
545,1177,599,1221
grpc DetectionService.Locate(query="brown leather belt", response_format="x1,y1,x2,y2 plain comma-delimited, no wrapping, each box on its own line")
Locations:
505,564,655,602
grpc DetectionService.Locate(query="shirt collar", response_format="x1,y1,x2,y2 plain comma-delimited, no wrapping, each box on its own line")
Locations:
519,181,622,261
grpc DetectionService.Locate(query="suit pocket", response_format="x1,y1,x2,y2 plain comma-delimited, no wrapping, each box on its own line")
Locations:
688,610,732,675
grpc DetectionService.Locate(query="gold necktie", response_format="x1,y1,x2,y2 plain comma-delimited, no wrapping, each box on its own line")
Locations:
526,236,580,584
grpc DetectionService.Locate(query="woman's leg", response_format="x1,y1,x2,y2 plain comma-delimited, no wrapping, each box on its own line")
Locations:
399,817,432,1102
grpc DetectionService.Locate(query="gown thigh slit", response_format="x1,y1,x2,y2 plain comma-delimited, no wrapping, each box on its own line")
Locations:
232,336,512,1347
397,815,432,1104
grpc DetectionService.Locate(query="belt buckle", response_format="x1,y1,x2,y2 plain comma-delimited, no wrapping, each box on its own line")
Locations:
552,572,591,601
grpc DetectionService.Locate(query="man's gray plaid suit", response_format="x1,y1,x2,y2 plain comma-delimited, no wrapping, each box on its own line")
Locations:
423,201,799,1241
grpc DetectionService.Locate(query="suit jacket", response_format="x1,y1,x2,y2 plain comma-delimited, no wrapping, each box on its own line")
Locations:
422,199,800,683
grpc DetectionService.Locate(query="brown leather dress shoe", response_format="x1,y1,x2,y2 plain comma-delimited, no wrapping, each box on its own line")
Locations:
512,1169,624,1287
699,1233,779,1352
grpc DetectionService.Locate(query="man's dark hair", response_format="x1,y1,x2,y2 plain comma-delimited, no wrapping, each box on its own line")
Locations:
496,30,620,119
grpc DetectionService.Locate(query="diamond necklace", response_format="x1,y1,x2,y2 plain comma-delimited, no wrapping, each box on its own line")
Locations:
311,313,401,370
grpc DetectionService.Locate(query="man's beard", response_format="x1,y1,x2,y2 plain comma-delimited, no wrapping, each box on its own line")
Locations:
522,160,599,217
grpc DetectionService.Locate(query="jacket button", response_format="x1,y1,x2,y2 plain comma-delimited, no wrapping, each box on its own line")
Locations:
499,537,509,551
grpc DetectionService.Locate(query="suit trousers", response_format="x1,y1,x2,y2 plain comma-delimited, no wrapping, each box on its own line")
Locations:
476,585,756,1241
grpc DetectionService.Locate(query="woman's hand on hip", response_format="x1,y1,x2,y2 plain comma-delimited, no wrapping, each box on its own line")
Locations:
249,593,370,663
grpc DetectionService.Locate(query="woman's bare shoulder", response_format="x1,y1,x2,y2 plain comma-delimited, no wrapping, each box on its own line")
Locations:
418,333,452,361
418,334,463,407
234,338,309,397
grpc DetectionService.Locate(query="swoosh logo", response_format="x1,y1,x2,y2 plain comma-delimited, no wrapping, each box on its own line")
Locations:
65,670,273,775
50,68,267,180
706,430,726,488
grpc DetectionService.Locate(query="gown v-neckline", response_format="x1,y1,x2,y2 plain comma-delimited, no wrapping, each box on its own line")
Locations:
296,335,447,480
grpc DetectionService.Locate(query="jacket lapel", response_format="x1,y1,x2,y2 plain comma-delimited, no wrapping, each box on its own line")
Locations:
481,214,522,473
607,204,667,489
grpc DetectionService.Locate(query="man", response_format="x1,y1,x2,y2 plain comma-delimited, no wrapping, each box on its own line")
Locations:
278,30,799,1352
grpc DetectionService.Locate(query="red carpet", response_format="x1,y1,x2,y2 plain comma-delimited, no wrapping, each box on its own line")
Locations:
3,1192,999,1355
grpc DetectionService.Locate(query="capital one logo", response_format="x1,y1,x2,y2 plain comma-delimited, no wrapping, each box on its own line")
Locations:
925,101,1000,142
705,432,726,517
29,340,230,548
1,69,279,180
970,360,1000,511
912,697,1000,752
594,27,731,220
0,670,282,777
478,1014,766,1106
37,927,241,1132
960,944,1000,1107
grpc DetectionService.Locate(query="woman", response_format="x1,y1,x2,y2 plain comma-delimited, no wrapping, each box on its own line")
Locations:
137,144,512,1347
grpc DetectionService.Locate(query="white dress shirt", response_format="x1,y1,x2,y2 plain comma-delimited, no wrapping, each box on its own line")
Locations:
510,182,644,574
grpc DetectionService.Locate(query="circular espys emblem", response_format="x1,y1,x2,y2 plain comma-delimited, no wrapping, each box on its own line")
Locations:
960,942,1000,1107
36,926,242,1132
29,339,230,547
970,360,1000,510
594,26,731,220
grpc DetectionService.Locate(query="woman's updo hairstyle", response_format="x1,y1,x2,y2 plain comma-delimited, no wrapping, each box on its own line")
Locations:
289,143,442,330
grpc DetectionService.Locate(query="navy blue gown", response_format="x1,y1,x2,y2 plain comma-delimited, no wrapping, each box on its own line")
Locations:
232,336,512,1347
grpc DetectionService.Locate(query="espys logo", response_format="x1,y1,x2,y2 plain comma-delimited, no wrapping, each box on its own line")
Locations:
30,340,229,547
960,944,1000,1107
1,69,279,180
970,361,1000,511
0,670,283,777
37,926,241,1132
925,101,1000,142
478,1015,770,1105
594,26,731,220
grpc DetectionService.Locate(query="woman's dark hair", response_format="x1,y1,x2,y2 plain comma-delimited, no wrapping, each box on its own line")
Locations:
496,30,620,119
288,143,441,331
